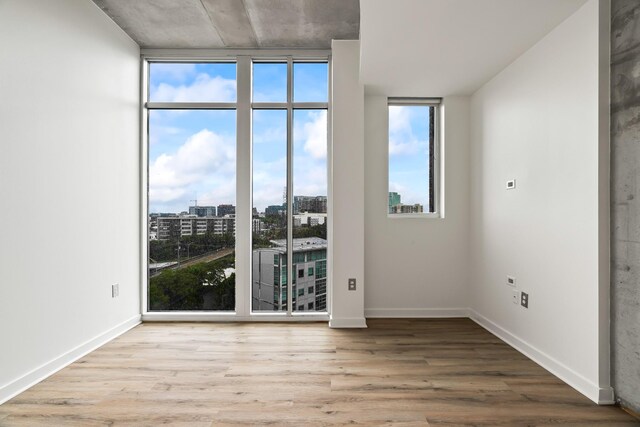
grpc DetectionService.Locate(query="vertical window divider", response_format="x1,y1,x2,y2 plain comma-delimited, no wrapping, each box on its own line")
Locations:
286,56,294,316
236,56,252,317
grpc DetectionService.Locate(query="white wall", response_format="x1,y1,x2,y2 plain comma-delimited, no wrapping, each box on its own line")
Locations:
364,96,470,317
330,40,366,327
469,0,611,403
0,0,141,403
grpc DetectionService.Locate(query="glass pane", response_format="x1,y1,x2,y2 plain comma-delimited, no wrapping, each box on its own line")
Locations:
149,62,237,102
252,63,287,103
148,110,236,311
292,110,328,312
252,110,288,312
293,62,328,103
388,105,434,214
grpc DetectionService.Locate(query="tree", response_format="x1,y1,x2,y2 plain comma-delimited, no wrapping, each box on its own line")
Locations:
149,253,235,311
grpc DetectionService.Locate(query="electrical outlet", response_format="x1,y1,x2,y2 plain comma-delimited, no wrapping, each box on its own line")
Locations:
348,278,356,291
521,292,529,308
506,179,516,190
112,283,119,298
506,276,516,287
512,290,519,305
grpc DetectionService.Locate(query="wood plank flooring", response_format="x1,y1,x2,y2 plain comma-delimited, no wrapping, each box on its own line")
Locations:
1,319,638,426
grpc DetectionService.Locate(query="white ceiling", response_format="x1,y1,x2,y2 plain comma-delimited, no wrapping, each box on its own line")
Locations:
360,0,587,96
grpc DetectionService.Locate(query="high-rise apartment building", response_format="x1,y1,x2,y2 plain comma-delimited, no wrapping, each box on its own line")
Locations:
265,204,286,216
217,204,235,217
252,237,327,312
293,196,327,214
388,192,401,213
189,205,217,217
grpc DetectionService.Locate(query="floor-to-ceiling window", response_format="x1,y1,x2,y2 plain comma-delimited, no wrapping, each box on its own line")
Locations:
143,54,329,319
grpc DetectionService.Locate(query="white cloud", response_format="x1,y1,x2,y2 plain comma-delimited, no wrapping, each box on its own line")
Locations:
294,164,327,196
151,73,236,102
149,125,183,145
252,158,287,210
389,106,411,133
302,111,327,159
388,105,428,157
200,178,236,207
149,129,235,204
389,137,426,156
253,126,286,145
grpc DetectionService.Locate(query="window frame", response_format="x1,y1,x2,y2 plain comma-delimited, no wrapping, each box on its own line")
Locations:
387,97,442,219
140,49,331,322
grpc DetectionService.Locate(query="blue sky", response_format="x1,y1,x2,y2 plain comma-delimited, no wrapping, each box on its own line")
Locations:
388,105,431,208
148,62,327,213
147,62,427,214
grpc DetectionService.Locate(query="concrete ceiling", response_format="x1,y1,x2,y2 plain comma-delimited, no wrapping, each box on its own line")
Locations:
360,0,588,96
91,0,360,49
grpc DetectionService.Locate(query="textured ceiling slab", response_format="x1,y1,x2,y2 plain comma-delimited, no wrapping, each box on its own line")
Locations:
92,0,359,49
200,0,258,47
240,0,359,48
92,0,225,48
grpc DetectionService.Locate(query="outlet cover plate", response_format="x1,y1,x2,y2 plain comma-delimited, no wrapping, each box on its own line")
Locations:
348,278,356,291
521,292,529,308
506,179,516,190
507,276,516,287
112,284,119,298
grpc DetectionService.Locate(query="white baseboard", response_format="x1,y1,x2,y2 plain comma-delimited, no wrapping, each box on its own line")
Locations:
365,308,469,318
468,309,614,405
329,317,367,328
0,315,141,405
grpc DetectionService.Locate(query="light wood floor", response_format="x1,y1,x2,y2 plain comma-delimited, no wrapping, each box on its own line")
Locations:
1,319,638,426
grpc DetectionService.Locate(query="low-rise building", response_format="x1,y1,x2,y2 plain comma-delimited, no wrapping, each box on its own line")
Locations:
390,203,424,214
156,215,236,240
293,212,327,227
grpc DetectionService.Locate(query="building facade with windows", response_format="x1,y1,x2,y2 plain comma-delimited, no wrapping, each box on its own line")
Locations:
252,237,327,312
189,205,217,217
156,216,236,240
217,204,235,217
293,196,327,214
388,192,401,213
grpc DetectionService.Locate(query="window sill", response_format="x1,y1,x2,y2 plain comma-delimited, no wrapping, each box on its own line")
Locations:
387,213,442,219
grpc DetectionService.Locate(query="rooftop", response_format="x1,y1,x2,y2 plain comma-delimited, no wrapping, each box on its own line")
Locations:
269,237,327,252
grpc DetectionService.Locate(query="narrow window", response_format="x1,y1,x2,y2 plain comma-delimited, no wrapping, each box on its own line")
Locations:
388,99,441,217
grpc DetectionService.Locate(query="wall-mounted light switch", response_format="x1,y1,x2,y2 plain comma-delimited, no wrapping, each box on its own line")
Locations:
112,283,119,298
507,276,516,287
348,278,356,291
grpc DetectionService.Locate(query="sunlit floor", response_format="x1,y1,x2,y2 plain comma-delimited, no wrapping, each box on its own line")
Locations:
0,319,637,426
